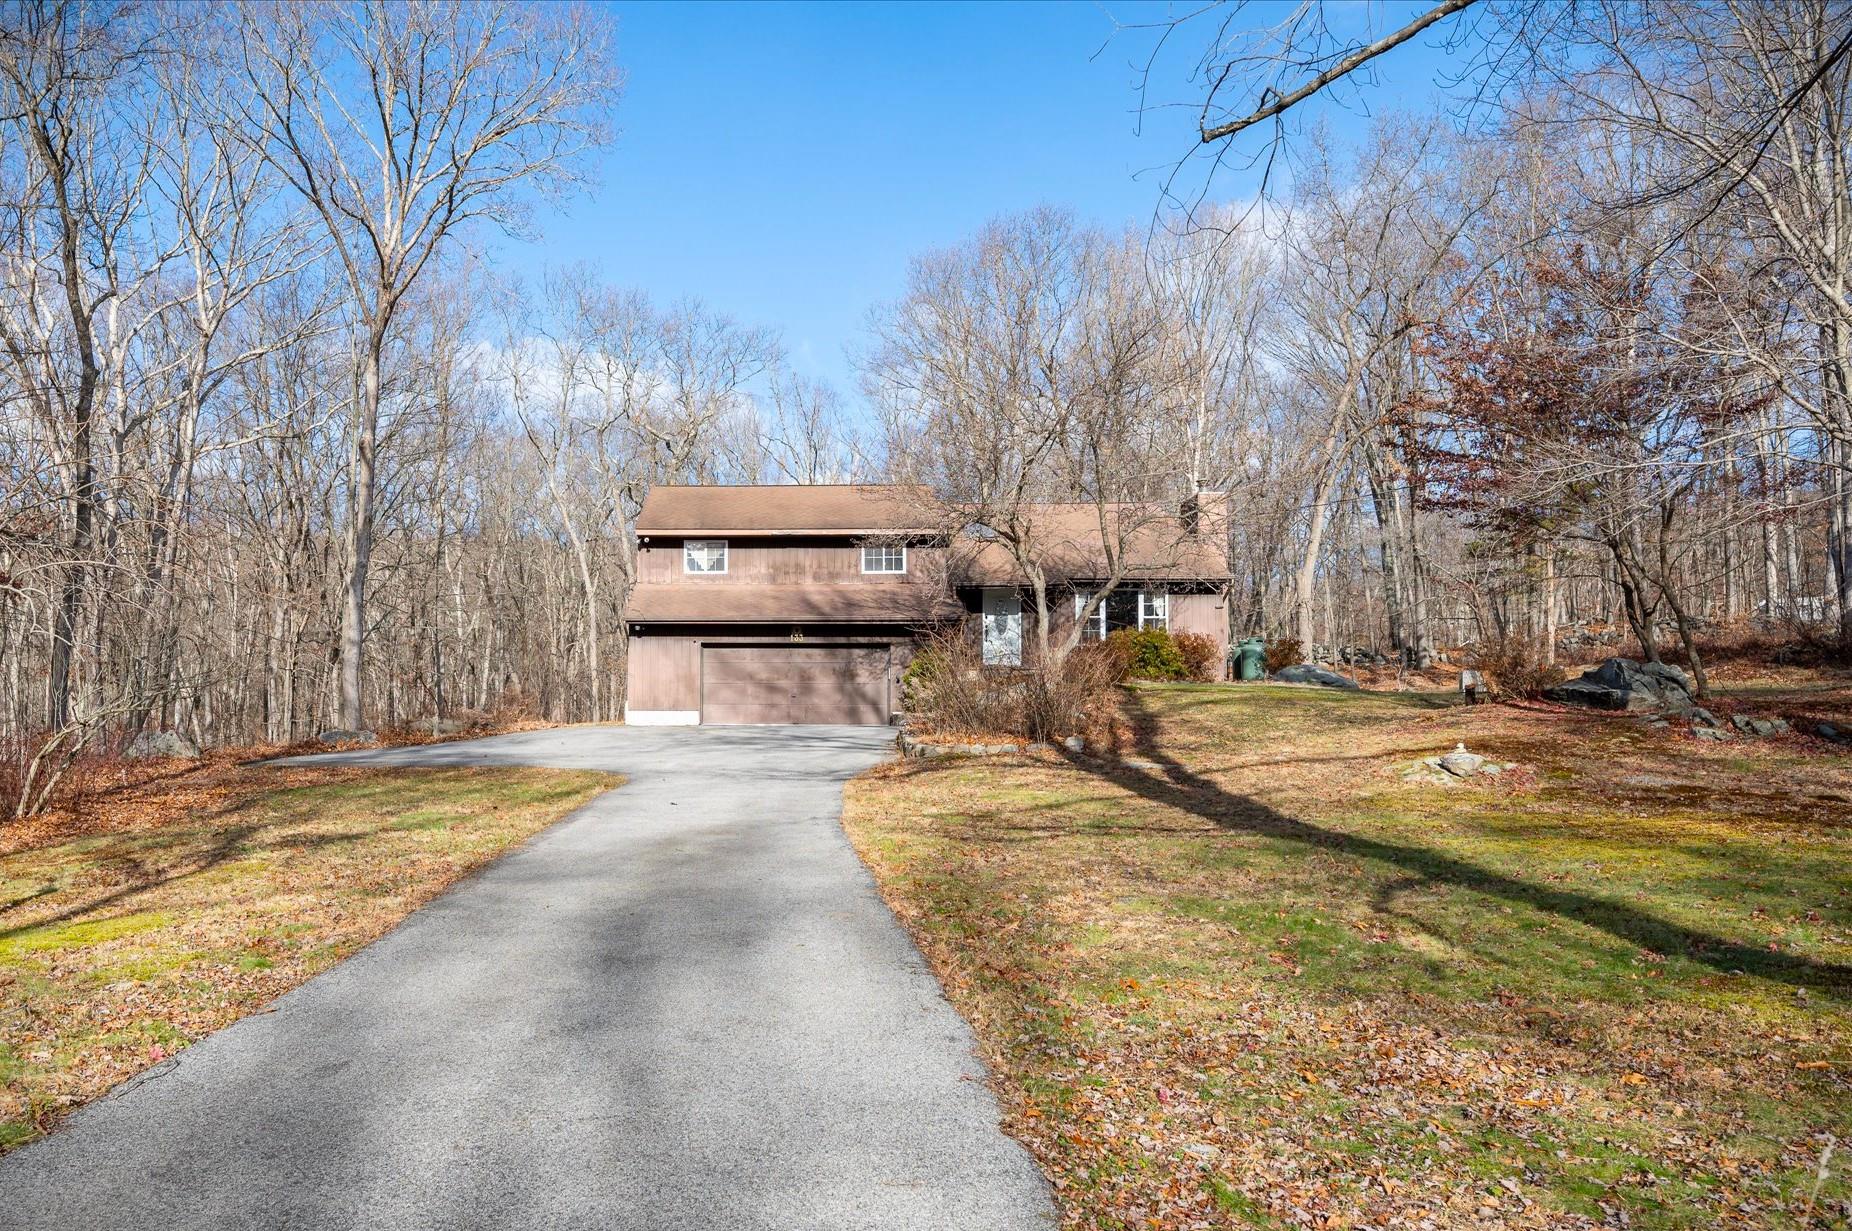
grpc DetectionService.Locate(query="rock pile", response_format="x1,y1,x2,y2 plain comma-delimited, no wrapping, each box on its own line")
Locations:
1543,658,1695,713
1404,743,1511,785
1540,657,1813,743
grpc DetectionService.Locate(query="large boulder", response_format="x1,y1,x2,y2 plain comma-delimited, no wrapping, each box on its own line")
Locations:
124,730,198,760
1273,663,1361,690
1545,658,1694,714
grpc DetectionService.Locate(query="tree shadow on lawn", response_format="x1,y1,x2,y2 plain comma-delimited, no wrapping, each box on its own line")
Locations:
1054,691,1852,998
0,813,423,947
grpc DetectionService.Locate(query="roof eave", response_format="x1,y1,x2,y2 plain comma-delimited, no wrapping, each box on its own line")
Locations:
636,527,941,538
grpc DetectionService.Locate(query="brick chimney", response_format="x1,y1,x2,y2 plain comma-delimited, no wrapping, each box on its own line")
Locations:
1180,490,1229,538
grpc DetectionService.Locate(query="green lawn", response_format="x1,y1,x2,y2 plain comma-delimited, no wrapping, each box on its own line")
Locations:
0,764,615,1151
845,683,1851,1231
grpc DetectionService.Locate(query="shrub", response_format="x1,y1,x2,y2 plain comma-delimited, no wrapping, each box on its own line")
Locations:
899,648,945,708
1467,638,1567,699
484,687,541,726
0,724,116,820
902,625,1121,743
1264,636,1303,674
1104,628,1187,681
1173,632,1220,682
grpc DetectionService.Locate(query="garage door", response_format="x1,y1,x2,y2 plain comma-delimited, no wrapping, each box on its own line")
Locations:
701,645,891,725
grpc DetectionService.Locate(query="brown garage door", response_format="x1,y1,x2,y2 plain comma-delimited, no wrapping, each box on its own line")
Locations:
701,645,891,725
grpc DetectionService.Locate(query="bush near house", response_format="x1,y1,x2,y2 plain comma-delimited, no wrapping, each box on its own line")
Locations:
1264,635,1303,674
1104,628,1187,681
1096,629,1222,684
1172,632,1221,682
901,628,1124,743
903,626,1227,741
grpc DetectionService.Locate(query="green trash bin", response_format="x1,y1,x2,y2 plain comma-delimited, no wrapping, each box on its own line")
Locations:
1236,637,1265,681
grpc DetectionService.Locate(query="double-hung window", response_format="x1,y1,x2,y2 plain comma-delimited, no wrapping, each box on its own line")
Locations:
684,539,728,574
860,543,907,574
1075,588,1168,640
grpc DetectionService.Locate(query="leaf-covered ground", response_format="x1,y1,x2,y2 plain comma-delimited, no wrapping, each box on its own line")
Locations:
0,762,615,1151
844,683,1851,1230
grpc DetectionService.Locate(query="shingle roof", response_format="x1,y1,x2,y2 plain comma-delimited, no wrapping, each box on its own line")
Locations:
955,503,1232,584
625,583,964,625
635,485,938,536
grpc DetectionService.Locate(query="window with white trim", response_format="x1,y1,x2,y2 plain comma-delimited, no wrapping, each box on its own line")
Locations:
684,539,728,574
860,543,907,574
1075,588,1168,640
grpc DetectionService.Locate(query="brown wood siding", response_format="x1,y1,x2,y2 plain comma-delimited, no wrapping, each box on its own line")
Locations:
701,645,892,725
626,635,701,711
1170,591,1230,680
637,538,946,586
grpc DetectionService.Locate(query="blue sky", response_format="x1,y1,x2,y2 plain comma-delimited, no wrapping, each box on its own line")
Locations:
496,1,1459,404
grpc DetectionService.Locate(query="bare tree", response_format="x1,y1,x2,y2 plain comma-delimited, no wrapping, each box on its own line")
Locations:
0,2,155,730
869,208,1183,666
1274,121,1495,654
227,0,619,729
1535,0,1852,637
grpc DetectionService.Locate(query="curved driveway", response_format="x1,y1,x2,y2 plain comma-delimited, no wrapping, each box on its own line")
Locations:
0,725,1056,1231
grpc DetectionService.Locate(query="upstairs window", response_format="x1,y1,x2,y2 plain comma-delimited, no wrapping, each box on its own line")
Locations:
684,539,728,574
1076,588,1167,640
861,543,907,574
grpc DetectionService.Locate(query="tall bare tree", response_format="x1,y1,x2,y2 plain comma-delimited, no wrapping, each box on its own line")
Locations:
870,208,1181,666
0,1,154,730
227,0,618,728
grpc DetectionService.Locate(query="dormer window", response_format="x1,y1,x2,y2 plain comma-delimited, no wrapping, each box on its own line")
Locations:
684,539,728,574
861,543,907,574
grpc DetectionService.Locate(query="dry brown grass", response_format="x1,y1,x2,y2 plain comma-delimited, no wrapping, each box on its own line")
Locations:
844,680,1851,1231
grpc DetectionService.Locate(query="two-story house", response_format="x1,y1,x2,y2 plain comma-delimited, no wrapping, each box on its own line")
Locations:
623,484,1231,725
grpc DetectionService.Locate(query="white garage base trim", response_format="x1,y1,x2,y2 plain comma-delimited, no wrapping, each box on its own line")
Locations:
623,709,700,726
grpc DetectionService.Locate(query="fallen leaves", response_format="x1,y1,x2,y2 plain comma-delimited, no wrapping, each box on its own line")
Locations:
842,683,1852,1231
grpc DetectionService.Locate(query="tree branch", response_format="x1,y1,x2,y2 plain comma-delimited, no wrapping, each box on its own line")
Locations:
1199,0,1481,143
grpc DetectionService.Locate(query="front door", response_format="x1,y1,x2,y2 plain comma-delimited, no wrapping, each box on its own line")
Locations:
981,589,1022,667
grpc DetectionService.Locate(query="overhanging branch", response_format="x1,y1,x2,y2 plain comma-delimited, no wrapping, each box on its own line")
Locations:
1199,0,1481,143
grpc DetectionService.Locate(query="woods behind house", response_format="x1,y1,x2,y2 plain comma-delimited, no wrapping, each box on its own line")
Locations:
2,2,1848,802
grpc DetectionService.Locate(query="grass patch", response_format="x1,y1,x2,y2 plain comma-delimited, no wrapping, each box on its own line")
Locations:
845,682,1851,1230
0,763,614,1152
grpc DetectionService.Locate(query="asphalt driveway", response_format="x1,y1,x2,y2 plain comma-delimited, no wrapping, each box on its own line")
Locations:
0,725,1055,1230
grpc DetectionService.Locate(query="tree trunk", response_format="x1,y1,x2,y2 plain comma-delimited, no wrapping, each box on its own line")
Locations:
1293,412,1349,654
336,326,385,729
